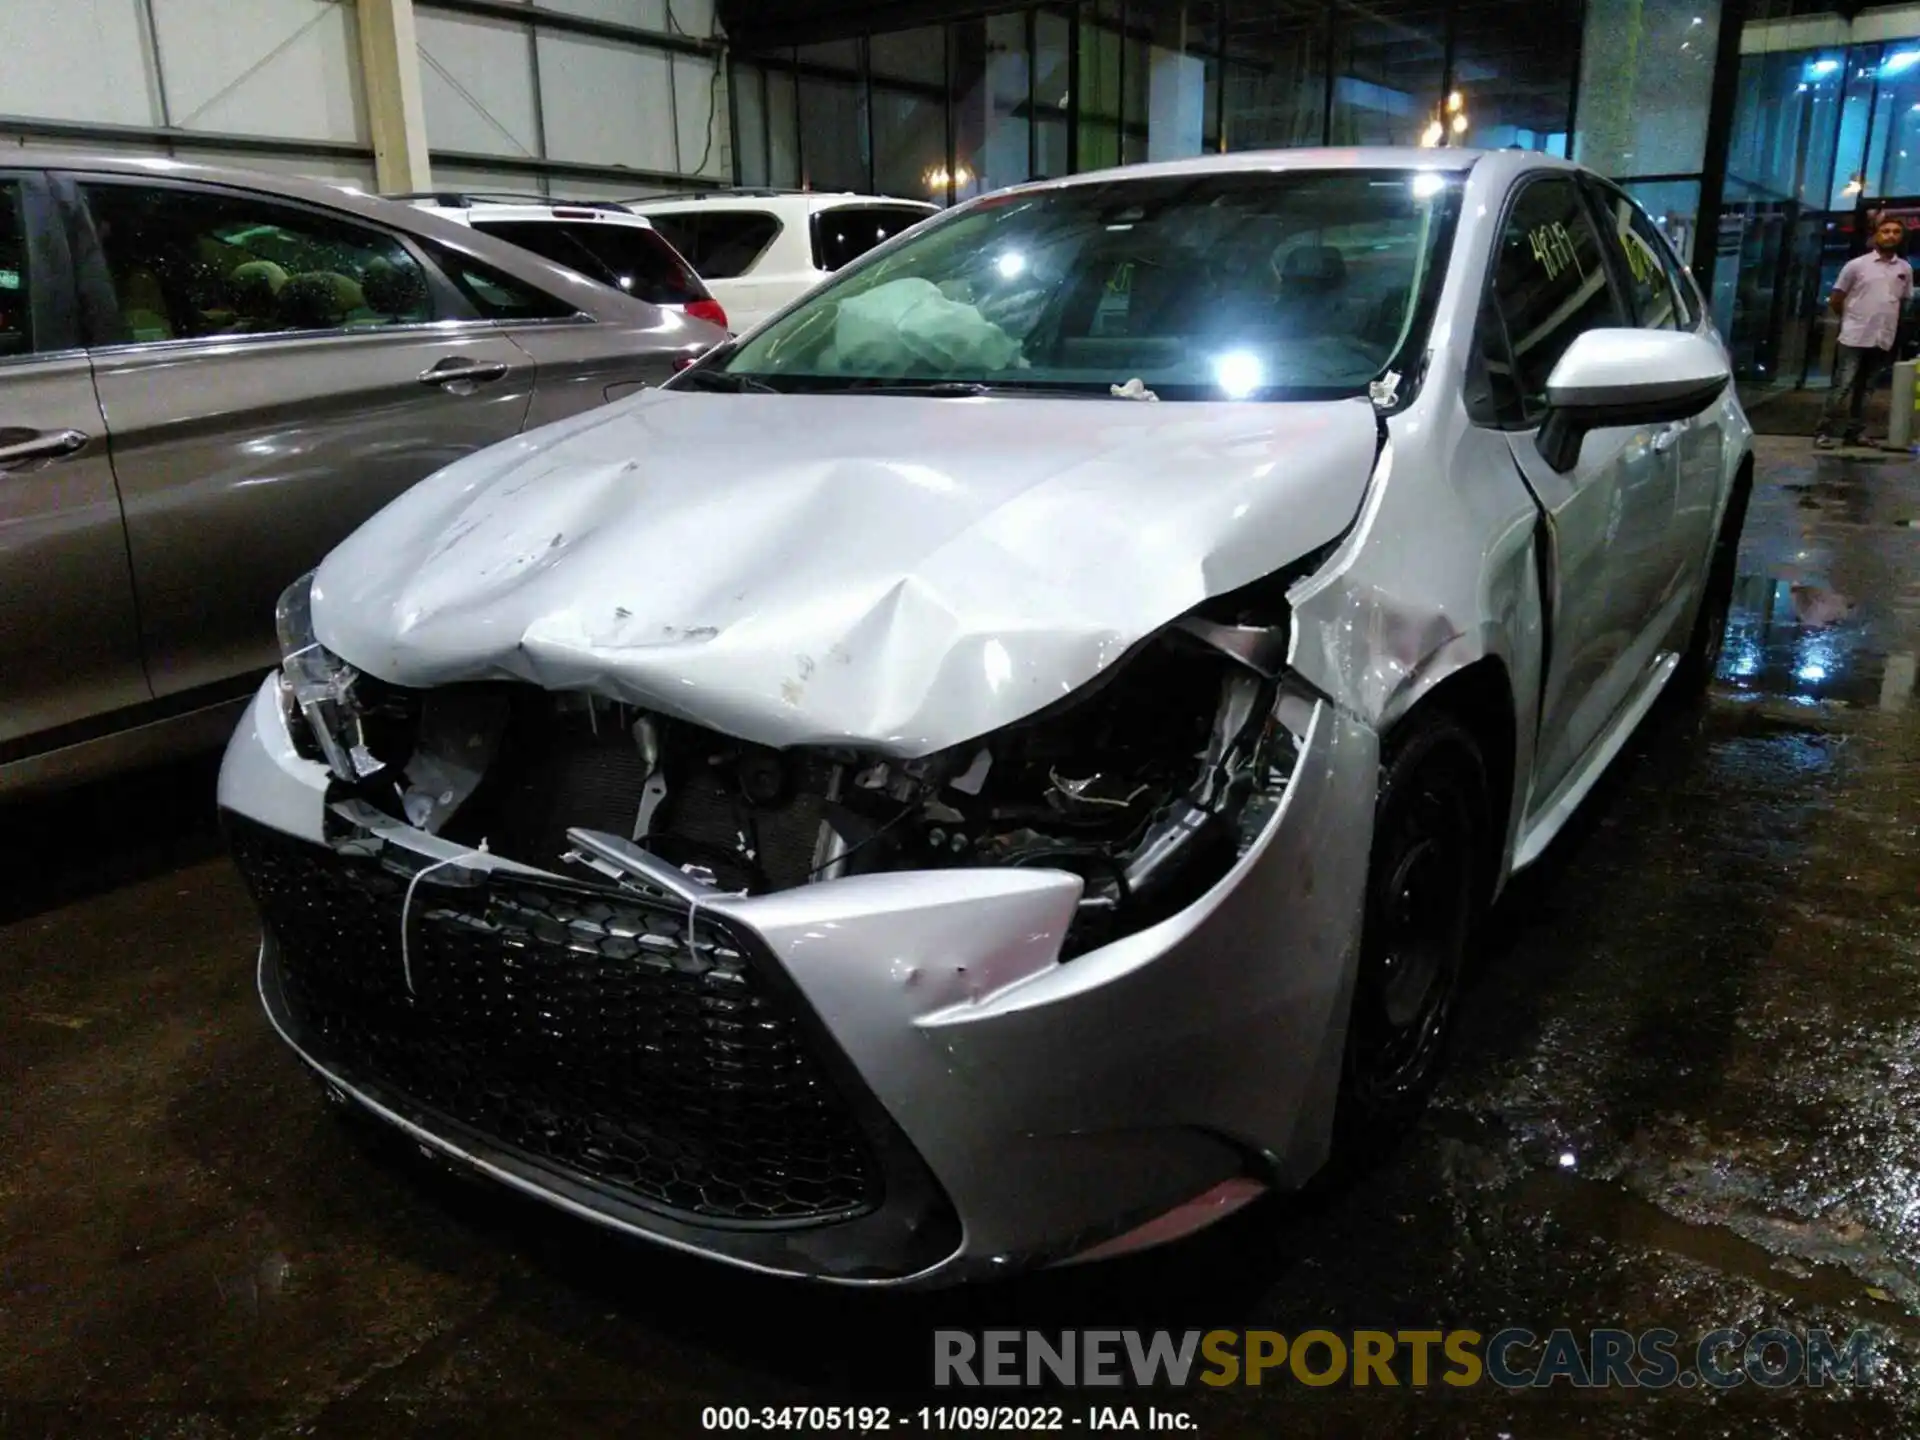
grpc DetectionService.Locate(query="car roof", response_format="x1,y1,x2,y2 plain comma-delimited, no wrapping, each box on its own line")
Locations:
401,194,660,227
1045,145,1497,188
634,190,939,215
963,146,1579,210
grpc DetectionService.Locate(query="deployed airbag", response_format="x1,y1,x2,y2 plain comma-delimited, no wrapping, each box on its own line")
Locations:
830,278,1025,375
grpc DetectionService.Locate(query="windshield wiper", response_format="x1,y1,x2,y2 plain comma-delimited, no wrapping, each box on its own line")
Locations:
840,380,1116,399
669,366,779,393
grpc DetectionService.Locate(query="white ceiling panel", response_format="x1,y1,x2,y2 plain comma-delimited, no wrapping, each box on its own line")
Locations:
154,0,366,142
0,0,163,128
418,9,542,158
537,31,677,172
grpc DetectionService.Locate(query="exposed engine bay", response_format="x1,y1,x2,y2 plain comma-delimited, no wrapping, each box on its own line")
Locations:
291,622,1302,958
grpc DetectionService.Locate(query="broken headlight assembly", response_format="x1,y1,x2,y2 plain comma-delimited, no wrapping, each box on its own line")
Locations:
813,616,1306,956
274,571,415,785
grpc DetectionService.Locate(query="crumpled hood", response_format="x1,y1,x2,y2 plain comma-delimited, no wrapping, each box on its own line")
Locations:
312,389,1379,756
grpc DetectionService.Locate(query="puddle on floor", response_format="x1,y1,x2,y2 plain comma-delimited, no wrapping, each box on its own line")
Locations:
1515,1164,1920,1331
1718,574,1915,714
1427,1111,1920,1333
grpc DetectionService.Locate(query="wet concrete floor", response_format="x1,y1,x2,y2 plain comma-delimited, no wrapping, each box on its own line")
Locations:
3,436,1919,1438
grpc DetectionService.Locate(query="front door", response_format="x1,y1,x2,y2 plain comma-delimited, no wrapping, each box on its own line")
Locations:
0,171,148,751
69,175,535,699
1478,175,1678,808
1588,179,1728,617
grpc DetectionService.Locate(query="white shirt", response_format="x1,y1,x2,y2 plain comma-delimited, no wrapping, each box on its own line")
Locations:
1835,251,1913,351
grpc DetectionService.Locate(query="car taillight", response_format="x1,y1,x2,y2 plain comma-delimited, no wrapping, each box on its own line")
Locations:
686,298,729,329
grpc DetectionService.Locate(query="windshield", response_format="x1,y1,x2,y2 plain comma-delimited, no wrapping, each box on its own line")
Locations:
714,169,1462,401
470,219,709,306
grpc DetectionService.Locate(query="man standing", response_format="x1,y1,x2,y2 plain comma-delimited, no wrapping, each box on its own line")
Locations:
1816,214,1913,449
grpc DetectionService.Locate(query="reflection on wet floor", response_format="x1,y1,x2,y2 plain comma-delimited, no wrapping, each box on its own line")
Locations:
1722,441,1920,717
1,436,1918,1437
1716,574,1913,711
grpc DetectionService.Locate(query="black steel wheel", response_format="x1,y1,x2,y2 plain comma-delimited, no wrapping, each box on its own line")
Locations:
1331,713,1487,1162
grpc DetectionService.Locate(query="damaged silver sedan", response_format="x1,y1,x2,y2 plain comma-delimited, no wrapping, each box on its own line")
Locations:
219,148,1752,1286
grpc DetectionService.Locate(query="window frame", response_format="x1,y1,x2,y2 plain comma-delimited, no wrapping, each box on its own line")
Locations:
1468,170,1631,432
0,169,82,361
1464,289,1528,432
1583,177,1700,332
421,237,592,324
59,172,485,354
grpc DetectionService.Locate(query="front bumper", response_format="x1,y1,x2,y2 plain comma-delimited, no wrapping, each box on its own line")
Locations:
218,675,1378,1287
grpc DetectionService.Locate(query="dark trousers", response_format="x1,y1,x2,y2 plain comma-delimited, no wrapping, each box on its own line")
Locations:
1817,343,1891,441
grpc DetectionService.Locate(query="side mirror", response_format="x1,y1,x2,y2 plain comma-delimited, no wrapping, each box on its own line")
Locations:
1536,329,1730,473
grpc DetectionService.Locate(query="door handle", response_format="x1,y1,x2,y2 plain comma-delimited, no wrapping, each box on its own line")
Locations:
0,428,87,467
419,359,509,387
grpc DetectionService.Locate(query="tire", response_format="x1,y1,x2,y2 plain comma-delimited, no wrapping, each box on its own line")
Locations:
1676,477,1751,694
1329,712,1489,1168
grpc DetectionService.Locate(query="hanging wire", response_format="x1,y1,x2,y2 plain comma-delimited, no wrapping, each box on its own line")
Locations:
666,0,728,178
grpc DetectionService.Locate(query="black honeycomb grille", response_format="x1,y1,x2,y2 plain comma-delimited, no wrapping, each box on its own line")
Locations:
227,815,880,1226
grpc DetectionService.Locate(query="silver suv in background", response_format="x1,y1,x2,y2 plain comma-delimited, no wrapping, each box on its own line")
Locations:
632,189,938,332
0,155,719,796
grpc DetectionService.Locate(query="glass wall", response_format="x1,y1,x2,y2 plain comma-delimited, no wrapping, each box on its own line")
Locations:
1724,48,1844,208
1707,15,1920,390
736,1,1590,206
794,40,868,192
952,13,1033,200
1451,5,1581,155
1330,3,1444,148
1220,2,1325,152
1034,8,1073,178
871,27,949,200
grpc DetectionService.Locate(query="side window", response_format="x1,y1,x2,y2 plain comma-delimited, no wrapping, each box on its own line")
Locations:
1639,200,1700,329
0,181,30,356
469,220,704,305
1465,294,1527,428
428,246,577,321
80,182,432,346
644,214,702,268
1485,177,1626,425
691,212,781,279
811,206,933,271
1592,186,1688,331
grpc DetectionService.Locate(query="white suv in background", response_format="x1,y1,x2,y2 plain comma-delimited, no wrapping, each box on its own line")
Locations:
631,190,939,333
400,192,732,331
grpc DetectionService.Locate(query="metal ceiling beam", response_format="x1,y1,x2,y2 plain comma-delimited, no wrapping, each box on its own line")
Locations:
719,0,1010,52
420,0,722,56
429,148,728,189
0,115,374,163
